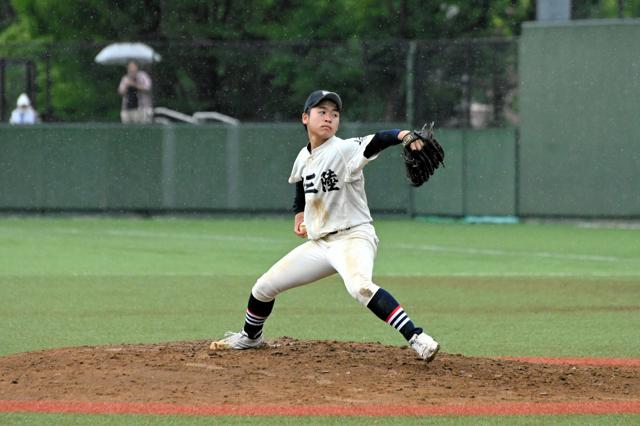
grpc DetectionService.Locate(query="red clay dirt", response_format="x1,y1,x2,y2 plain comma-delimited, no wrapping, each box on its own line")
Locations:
1,337,639,416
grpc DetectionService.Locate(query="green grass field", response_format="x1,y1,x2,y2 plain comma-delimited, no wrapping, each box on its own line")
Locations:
1,216,639,425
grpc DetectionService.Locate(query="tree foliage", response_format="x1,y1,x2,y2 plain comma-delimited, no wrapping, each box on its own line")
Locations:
1,0,637,122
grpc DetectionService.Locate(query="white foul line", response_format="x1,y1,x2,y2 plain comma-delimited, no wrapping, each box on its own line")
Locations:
387,243,622,263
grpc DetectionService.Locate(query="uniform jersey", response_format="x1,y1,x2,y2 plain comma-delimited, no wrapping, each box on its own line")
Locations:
288,134,380,240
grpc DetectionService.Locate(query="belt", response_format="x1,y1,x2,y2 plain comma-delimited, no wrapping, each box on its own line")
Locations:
327,227,351,236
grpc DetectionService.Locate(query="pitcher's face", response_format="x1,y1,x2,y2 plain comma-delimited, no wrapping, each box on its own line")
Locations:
302,100,340,141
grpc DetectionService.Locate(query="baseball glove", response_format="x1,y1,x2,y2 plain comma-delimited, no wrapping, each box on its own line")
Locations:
401,122,445,187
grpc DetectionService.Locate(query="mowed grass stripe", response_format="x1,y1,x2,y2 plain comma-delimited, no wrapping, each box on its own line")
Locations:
3,223,633,262
0,275,638,358
1,218,639,278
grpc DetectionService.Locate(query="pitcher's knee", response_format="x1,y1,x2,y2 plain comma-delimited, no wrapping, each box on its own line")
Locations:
251,274,278,302
346,279,379,306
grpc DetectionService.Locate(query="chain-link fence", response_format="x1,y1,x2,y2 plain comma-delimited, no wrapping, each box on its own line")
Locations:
1,38,518,127
0,58,37,121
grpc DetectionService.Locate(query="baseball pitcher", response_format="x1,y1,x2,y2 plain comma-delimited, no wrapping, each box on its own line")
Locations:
211,90,444,361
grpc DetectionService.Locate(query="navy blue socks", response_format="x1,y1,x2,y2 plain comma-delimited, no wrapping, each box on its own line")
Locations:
243,294,275,339
367,288,423,341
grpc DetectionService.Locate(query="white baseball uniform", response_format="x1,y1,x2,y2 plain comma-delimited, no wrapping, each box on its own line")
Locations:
212,88,439,359
251,134,382,306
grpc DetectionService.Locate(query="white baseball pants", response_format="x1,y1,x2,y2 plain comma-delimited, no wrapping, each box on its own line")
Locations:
251,223,380,306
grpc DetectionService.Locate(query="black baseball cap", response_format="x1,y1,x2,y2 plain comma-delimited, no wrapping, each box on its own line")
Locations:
303,90,342,113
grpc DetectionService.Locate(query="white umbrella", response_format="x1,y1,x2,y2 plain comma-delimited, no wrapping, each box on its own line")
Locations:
95,42,161,65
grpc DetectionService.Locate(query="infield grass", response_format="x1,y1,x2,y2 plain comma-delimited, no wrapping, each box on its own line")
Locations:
1,216,639,424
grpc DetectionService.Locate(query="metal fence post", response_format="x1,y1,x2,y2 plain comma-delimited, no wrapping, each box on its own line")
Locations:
0,59,5,122
226,125,240,209
405,40,416,127
161,124,176,210
406,40,417,217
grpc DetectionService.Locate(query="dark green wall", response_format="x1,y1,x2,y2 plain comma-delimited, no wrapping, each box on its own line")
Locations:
519,20,640,217
0,125,165,210
0,124,517,216
414,129,517,216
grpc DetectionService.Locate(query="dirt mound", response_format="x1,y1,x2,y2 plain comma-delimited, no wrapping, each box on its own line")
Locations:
1,338,638,406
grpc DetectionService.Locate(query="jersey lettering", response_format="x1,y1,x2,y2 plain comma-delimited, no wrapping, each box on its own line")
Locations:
304,173,318,193
289,135,374,239
320,169,340,192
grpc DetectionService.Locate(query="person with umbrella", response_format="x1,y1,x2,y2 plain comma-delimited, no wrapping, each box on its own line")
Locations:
117,60,153,124
95,43,160,123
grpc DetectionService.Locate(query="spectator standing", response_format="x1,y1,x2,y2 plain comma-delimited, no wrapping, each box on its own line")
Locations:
9,93,39,125
118,61,153,123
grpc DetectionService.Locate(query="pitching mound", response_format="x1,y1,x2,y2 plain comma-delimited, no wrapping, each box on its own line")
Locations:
1,338,638,407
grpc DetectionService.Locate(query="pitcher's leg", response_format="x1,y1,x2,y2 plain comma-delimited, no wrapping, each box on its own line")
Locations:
328,237,420,337
329,234,439,362
366,287,439,361
211,240,334,350
251,240,335,302
242,293,274,340
247,240,334,338
327,235,380,305
365,288,421,339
